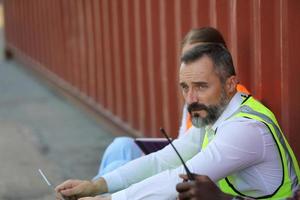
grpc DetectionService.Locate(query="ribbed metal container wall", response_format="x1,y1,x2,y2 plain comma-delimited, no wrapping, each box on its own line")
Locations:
3,0,300,158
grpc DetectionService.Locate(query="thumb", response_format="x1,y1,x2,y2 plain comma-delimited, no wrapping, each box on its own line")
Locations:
60,186,80,197
179,174,188,181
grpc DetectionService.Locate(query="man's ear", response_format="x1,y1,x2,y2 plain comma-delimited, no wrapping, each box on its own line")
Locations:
226,76,238,94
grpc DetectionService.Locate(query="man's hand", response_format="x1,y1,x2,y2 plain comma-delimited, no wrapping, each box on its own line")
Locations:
176,174,233,200
287,189,300,200
79,195,111,200
55,178,108,200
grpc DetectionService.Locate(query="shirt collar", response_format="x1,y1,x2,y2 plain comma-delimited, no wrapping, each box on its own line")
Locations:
210,92,245,131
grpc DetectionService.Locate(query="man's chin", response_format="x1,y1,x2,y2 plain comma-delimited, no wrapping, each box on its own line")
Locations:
191,117,205,128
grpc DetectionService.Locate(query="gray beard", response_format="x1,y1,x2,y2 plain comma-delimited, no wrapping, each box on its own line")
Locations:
191,117,205,128
191,90,229,128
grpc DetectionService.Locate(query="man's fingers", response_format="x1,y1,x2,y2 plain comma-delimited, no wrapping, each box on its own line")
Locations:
179,174,188,180
55,179,77,192
55,179,83,196
176,181,195,192
55,191,68,200
177,190,195,200
180,173,211,182
179,173,199,181
59,186,81,197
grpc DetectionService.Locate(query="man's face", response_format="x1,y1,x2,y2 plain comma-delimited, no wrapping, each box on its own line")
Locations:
179,55,230,128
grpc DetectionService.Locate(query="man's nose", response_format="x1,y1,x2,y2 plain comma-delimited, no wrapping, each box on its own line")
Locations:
185,90,198,104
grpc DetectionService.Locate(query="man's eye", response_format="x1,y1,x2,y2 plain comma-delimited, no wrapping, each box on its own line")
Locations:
181,85,189,92
196,85,208,90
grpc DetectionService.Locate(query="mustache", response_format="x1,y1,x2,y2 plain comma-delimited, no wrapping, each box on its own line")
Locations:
187,103,208,114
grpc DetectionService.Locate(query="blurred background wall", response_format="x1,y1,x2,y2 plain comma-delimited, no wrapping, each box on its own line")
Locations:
3,0,300,158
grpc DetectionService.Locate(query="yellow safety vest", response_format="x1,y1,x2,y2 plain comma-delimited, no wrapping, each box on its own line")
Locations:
202,95,300,199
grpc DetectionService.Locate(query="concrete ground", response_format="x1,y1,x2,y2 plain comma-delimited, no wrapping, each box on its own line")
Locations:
0,59,124,200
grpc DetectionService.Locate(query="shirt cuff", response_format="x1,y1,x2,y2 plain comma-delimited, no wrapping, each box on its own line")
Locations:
111,190,127,200
102,170,125,193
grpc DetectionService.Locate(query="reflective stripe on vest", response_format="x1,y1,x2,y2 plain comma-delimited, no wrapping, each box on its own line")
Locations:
202,95,300,199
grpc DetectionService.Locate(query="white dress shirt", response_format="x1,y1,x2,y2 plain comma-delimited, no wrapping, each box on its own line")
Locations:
178,104,189,138
102,92,282,200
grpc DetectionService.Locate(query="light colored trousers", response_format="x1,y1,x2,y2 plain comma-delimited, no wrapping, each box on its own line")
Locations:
93,137,142,180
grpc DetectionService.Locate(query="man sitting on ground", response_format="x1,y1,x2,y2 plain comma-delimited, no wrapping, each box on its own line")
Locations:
56,43,299,200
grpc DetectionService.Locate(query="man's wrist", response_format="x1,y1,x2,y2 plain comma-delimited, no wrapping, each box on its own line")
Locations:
219,192,249,200
219,192,235,200
93,177,109,195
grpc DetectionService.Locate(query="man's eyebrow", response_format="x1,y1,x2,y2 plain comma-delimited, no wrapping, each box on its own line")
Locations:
192,81,208,85
179,82,187,87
